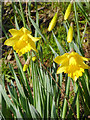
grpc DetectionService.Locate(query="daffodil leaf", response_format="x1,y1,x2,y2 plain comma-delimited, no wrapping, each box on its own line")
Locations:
29,16,46,42
72,41,82,56
52,31,65,55
9,63,26,98
29,16,58,57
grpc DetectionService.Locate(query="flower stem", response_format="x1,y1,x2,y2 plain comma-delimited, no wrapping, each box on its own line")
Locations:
19,0,26,27
62,77,70,118
76,81,80,119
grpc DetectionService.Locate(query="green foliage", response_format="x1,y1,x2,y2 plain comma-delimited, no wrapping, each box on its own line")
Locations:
1,1,90,119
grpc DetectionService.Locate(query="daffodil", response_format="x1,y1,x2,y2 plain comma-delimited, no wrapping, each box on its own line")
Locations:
54,51,90,81
4,27,40,55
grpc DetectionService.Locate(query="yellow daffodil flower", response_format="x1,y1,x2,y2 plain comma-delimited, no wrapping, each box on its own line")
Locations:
54,51,90,81
64,3,72,20
67,22,73,43
4,27,40,55
48,12,58,32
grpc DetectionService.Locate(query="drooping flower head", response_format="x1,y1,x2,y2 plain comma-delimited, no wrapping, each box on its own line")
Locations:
4,27,40,55
54,51,90,81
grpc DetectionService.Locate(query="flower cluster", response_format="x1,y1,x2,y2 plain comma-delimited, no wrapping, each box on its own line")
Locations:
4,4,90,81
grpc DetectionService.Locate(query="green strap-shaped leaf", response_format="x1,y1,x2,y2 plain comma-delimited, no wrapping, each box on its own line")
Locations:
28,101,42,118
29,16,58,56
14,51,33,104
52,31,65,55
9,63,26,98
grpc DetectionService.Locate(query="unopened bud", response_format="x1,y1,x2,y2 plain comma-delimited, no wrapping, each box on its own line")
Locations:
48,12,58,32
67,22,73,43
64,3,72,20
23,64,28,71
32,56,36,62
23,57,30,72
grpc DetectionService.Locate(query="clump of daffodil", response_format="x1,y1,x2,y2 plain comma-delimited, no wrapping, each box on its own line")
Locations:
4,27,40,55
64,3,72,20
67,22,73,43
54,51,90,81
48,12,58,32
23,57,30,72
32,56,36,62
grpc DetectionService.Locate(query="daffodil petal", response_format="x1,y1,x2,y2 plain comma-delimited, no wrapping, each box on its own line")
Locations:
28,34,40,42
54,53,69,64
20,27,32,34
81,56,90,61
57,66,66,74
9,29,21,36
4,36,19,46
28,38,37,52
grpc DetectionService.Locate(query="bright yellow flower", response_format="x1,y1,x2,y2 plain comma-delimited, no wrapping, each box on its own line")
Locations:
48,12,58,32
4,27,40,55
67,22,73,43
54,51,90,81
64,3,72,20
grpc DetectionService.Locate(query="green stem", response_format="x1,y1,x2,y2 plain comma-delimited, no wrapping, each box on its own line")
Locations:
62,77,70,118
76,81,80,119
19,0,26,27
74,3,81,48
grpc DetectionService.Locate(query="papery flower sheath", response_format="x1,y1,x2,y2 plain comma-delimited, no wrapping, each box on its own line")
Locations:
4,27,40,55
54,51,90,81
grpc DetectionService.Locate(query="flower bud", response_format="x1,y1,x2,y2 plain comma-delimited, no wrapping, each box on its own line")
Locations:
48,12,58,32
64,3,72,20
67,22,73,43
32,56,36,62
23,64,28,72
23,57,30,71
